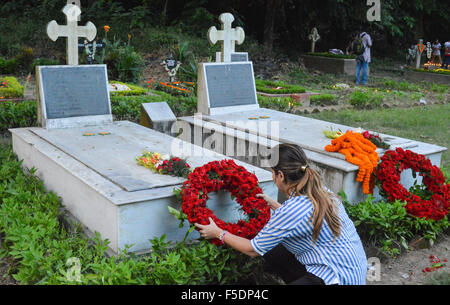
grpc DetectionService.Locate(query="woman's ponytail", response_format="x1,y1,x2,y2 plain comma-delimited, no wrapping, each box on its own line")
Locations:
271,144,341,241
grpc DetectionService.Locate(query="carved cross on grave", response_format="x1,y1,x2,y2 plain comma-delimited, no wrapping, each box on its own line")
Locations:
308,28,320,53
66,0,81,21
208,13,245,63
415,39,424,69
47,4,97,66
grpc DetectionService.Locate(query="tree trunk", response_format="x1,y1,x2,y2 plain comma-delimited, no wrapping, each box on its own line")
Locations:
263,0,281,53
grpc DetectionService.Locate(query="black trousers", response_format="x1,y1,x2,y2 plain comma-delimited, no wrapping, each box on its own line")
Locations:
263,244,325,285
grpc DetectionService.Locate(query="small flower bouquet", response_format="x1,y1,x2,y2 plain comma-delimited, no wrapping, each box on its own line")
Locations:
362,130,390,149
136,151,191,178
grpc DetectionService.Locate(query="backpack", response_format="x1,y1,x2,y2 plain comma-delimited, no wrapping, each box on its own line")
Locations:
354,33,367,56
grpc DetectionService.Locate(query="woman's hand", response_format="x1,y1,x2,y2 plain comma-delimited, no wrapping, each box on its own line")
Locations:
256,193,282,211
194,217,222,240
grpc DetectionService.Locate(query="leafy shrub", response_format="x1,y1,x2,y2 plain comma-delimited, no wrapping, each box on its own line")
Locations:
255,79,306,94
0,144,271,285
0,76,25,98
257,95,301,112
103,40,145,84
310,93,337,105
15,47,34,71
109,81,147,96
306,52,356,59
0,57,18,74
111,92,197,121
0,100,37,133
30,58,60,73
342,193,449,257
349,90,383,108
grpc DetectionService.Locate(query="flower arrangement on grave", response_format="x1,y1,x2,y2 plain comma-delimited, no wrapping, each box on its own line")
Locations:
136,151,192,178
377,147,449,221
180,159,271,245
361,130,390,149
325,131,379,194
136,152,270,245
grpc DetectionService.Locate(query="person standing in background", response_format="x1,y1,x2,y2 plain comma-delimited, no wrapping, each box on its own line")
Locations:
431,39,442,65
355,31,372,85
442,40,450,69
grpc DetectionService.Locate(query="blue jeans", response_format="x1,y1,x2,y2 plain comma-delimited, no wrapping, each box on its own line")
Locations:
356,60,369,85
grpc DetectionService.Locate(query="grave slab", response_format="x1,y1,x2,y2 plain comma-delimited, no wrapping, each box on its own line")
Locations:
10,121,276,254
302,55,357,76
403,70,450,85
179,108,446,203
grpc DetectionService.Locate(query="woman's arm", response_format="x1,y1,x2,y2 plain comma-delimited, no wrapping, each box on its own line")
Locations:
195,217,260,258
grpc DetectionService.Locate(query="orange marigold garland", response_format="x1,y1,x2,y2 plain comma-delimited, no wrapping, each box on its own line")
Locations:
325,131,379,194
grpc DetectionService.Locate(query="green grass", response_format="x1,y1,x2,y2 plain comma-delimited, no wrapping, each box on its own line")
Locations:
306,104,450,176
255,79,306,94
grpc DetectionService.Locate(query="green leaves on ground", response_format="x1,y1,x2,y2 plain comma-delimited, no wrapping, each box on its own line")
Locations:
341,192,449,257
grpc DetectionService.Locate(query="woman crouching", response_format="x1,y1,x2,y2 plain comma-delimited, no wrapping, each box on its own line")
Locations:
196,144,367,285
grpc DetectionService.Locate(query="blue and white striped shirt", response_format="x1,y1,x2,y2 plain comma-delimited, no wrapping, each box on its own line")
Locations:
251,195,367,285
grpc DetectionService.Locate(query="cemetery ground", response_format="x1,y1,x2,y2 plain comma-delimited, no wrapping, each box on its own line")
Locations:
0,57,449,285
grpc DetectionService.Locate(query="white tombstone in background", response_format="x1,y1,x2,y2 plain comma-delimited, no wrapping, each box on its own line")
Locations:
208,13,245,63
47,4,97,65
308,27,321,53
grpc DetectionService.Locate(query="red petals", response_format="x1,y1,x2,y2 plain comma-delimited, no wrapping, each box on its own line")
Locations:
377,148,449,221
181,159,270,246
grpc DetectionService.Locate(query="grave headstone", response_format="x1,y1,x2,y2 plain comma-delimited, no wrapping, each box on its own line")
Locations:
415,39,424,69
197,62,259,115
426,42,432,60
308,27,321,53
208,13,245,63
140,102,176,135
47,4,97,65
216,52,249,62
36,65,112,129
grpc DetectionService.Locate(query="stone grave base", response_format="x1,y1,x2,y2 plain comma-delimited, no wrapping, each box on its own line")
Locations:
10,121,276,254
302,55,371,76
403,70,450,85
178,109,446,204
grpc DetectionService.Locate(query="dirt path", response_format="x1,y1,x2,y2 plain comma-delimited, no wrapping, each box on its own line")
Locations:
0,257,17,285
368,234,450,285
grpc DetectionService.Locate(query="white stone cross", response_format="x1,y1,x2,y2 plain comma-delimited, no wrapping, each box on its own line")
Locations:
308,27,320,53
66,0,81,21
208,13,245,63
47,4,97,65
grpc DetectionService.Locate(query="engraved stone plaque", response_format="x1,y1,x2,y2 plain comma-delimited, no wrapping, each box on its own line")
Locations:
37,65,112,128
205,63,257,108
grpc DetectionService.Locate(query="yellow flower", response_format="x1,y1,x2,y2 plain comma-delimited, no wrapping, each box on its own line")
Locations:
104,25,110,32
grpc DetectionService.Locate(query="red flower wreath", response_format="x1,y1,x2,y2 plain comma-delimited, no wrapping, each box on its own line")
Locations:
377,147,450,221
181,159,271,245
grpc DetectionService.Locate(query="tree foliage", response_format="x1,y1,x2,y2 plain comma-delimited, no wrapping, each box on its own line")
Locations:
0,0,448,58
